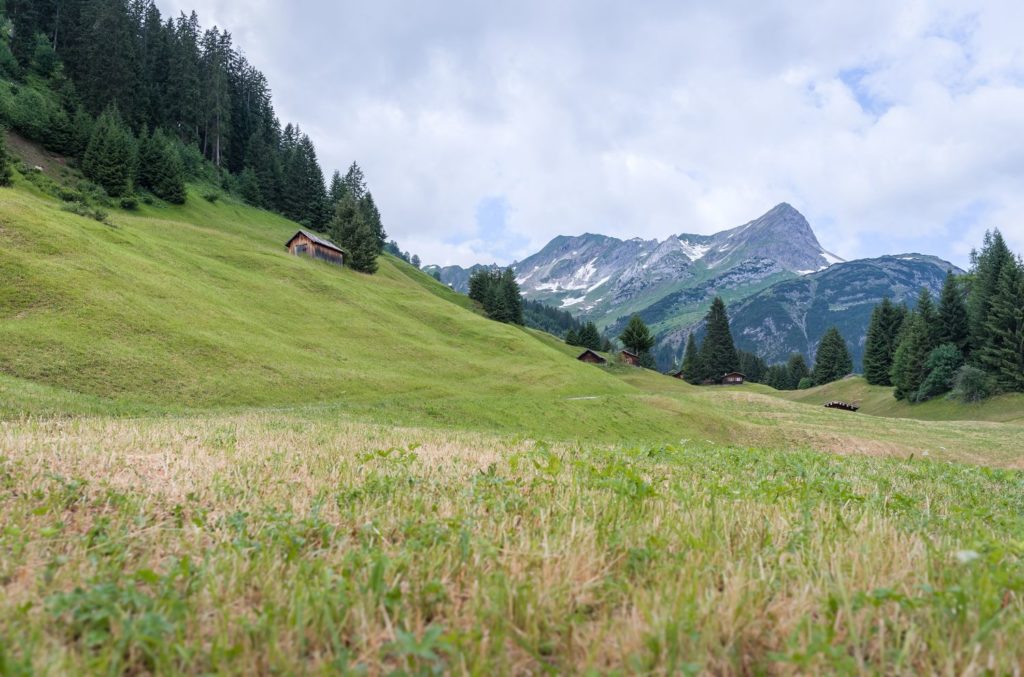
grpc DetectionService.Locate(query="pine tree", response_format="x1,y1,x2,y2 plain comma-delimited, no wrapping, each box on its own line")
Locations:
937,271,970,353
0,129,12,187
346,214,379,274
578,322,602,351
328,169,345,204
680,333,701,383
915,288,941,353
138,128,186,203
619,315,655,356
238,166,261,205
499,268,523,325
565,329,580,346
360,192,386,252
968,230,1014,358
763,364,789,390
811,326,853,386
785,353,810,390
82,105,136,197
696,297,738,382
890,313,929,400
979,258,1024,392
863,298,905,385
342,161,366,201
737,350,766,383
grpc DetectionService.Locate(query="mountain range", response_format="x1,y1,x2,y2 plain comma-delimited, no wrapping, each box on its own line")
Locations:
425,203,960,370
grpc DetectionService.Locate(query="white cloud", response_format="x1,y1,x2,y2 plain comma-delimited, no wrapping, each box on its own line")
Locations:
156,0,1024,267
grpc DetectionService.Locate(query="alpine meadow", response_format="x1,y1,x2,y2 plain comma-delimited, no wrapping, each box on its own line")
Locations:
2,1,1024,675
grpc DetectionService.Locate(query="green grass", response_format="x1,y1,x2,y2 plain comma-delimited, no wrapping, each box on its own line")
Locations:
2,414,1023,674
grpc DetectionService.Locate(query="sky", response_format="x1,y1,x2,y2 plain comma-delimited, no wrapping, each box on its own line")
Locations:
157,0,1024,268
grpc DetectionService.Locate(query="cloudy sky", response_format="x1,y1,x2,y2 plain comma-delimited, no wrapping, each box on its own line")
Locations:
157,0,1024,268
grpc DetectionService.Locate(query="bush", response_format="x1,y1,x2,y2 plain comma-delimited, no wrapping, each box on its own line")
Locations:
950,365,995,403
914,343,963,402
119,197,139,210
797,377,813,390
61,202,108,223
203,192,220,203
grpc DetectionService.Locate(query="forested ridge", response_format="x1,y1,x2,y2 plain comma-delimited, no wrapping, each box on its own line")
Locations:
0,0,357,232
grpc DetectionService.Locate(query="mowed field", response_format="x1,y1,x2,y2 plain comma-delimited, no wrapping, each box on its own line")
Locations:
2,170,1024,673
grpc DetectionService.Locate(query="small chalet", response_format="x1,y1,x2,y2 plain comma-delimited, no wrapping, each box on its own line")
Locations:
721,372,745,385
285,230,345,266
620,350,640,367
577,349,607,365
824,400,860,412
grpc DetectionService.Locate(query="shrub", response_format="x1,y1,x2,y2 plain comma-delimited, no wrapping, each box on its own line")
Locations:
61,202,108,223
119,197,139,211
797,377,813,390
914,343,963,402
950,365,995,403
203,192,220,203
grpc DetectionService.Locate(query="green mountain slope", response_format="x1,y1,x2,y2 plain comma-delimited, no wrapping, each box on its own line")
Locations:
1,180,715,440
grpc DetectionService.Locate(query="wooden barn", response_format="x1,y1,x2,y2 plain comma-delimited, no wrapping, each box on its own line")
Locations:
721,372,745,385
577,349,607,365
285,230,345,266
620,350,640,367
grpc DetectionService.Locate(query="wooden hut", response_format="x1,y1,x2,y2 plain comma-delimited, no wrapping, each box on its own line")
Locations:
824,400,860,412
668,370,685,379
577,349,607,365
620,350,640,367
285,230,345,266
721,371,745,385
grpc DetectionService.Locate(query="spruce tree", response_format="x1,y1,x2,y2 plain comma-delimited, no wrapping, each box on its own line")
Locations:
328,169,345,204
681,333,701,382
0,130,12,187
565,329,580,346
764,364,789,390
347,214,379,274
890,313,929,400
82,105,136,197
579,322,602,351
916,343,964,402
737,350,766,383
360,192,386,252
138,128,186,203
968,230,1014,358
619,315,655,356
811,326,853,386
915,288,941,353
863,298,905,385
696,297,738,381
979,258,1024,392
342,162,366,201
499,268,523,325
937,271,970,353
785,353,810,390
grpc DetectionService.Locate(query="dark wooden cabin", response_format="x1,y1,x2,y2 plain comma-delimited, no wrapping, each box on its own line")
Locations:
577,349,607,365
721,372,745,385
668,370,685,379
620,350,640,367
285,230,345,266
824,400,860,412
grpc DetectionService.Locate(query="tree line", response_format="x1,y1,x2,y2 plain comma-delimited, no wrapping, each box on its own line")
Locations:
676,297,853,387
468,268,524,325
863,230,1023,403
0,0,390,273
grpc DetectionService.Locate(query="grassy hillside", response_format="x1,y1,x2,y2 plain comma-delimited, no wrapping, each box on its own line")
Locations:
772,377,1024,424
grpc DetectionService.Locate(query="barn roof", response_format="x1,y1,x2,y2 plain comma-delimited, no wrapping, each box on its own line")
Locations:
722,371,746,378
621,350,639,358
577,349,607,363
285,230,346,255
